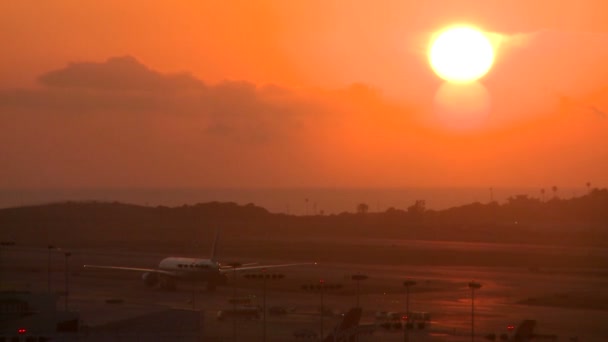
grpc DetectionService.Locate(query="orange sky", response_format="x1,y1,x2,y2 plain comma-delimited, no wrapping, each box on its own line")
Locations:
1,1,607,189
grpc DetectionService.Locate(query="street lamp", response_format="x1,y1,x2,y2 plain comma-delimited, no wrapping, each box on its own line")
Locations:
47,245,55,293
244,271,285,342
351,274,369,309
402,280,417,342
64,251,72,311
468,281,482,342
227,262,242,342
301,280,342,341
262,269,268,342
319,279,325,340
0,241,16,283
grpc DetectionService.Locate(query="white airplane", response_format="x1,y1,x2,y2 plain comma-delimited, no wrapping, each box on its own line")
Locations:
83,229,314,291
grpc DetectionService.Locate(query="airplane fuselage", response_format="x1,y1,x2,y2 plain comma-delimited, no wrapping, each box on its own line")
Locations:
140,257,228,290
158,257,219,279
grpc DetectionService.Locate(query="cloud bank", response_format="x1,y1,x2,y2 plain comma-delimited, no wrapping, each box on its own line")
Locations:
0,54,606,189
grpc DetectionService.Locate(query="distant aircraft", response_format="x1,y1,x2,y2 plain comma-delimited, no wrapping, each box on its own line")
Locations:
323,307,363,342
83,228,314,291
589,105,607,118
293,308,363,340
429,319,557,341
555,92,606,119
483,320,558,341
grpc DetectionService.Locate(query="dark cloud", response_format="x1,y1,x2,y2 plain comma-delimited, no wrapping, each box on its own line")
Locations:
0,56,324,144
0,56,419,157
38,56,205,91
0,88,175,113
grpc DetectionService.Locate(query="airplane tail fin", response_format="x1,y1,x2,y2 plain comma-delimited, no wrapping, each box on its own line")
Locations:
513,319,537,341
323,307,362,342
210,227,220,261
512,319,558,341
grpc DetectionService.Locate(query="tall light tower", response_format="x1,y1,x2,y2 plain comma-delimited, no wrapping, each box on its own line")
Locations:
0,241,16,285
227,262,242,342
245,270,285,342
262,268,268,342
0,242,3,283
47,245,55,293
351,274,368,342
403,280,417,342
468,281,482,342
351,274,369,308
301,280,341,342
64,251,72,311
319,279,325,340
192,276,198,310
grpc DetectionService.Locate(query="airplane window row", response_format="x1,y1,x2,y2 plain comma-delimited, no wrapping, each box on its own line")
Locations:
177,264,209,269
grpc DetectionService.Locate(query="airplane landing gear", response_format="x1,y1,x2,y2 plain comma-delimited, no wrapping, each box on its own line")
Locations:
160,276,177,291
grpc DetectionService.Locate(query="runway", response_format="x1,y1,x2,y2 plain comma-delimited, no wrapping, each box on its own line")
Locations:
2,238,607,341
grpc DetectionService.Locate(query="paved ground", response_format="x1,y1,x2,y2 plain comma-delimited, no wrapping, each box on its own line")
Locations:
2,239,607,341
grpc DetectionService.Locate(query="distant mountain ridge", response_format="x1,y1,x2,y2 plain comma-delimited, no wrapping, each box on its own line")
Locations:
1,189,607,249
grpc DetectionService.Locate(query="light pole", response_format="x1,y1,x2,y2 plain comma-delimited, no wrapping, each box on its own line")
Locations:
301,281,342,342
351,274,369,308
192,276,197,310
262,269,267,342
403,280,416,342
47,245,55,293
319,279,325,340
351,274,368,342
227,262,242,342
244,270,285,342
0,241,16,284
468,281,482,342
64,251,71,311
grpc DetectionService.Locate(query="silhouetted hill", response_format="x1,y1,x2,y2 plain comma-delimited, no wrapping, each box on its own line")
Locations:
1,189,607,249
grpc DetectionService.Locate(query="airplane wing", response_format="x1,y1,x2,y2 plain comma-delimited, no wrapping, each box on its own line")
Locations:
219,262,316,273
83,265,176,276
219,262,258,270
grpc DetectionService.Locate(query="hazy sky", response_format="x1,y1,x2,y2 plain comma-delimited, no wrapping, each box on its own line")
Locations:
1,1,607,189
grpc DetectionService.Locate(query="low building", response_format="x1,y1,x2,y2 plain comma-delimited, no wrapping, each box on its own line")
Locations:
0,290,79,340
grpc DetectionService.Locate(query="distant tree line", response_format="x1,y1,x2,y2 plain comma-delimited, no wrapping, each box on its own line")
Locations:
1,188,607,248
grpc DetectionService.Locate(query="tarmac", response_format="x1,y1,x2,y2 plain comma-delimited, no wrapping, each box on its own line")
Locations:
2,238,607,341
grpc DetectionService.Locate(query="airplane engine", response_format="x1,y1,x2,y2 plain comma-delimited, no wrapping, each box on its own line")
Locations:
142,272,159,287
159,276,176,291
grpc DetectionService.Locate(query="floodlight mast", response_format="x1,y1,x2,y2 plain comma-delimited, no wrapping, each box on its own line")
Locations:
403,280,417,342
469,281,482,342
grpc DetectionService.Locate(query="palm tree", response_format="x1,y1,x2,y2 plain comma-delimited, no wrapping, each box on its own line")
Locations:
586,181,591,194
551,186,558,199
356,203,369,215
540,188,545,202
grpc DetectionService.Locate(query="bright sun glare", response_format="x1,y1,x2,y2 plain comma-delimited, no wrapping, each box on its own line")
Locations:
429,26,495,83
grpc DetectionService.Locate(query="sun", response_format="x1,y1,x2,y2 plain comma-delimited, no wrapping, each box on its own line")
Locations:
429,26,495,83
